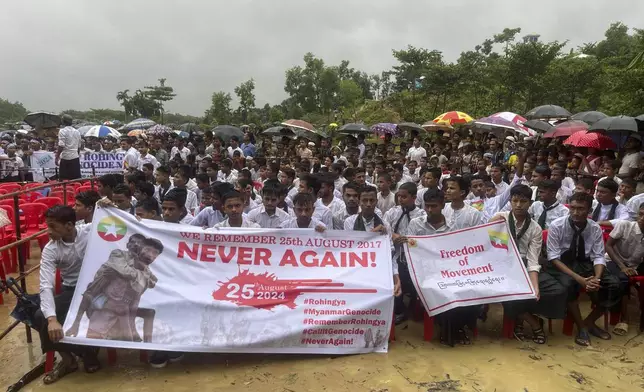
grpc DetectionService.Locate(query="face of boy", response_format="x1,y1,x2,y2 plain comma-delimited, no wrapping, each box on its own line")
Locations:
397,189,414,208
444,181,462,202
377,177,389,192
568,200,590,223
162,201,182,223
359,191,377,216
510,195,530,218
343,187,359,209
424,200,443,221
294,202,314,225
224,197,244,220
262,194,279,214
112,193,131,211
45,219,73,241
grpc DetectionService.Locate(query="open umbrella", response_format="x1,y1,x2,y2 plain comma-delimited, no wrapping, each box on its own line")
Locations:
489,112,532,135
122,118,156,131
103,120,122,127
471,116,530,136
525,105,571,120
84,125,121,138
77,125,94,136
145,124,172,135
371,123,399,136
281,119,314,132
636,114,644,121
523,119,553,133
589,115,641,149
24,112,61,129
543,120,588,138
127,129,146,137
179,123,199,133
433,111,473,126
338,123,370,134
262,126,295,137
571,111,608,126
397,122,425,133
212,125,244,144
563,130,616,150
421,121,453,132
173,130,190,138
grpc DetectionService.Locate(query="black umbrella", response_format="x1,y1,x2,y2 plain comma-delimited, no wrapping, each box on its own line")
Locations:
523,119,553,133
179,123,199,133
24,112,61,129
397,122,425,134
212,125,244,144
571,111,608,126
338,123,370,134
525,105,571,120
263,126,296,137
589,115,640,133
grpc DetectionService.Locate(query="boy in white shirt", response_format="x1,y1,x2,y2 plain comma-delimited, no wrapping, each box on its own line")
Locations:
172,165,199,215
376,173,396,215
279,192,326,231
136,140,160,171
213,191,260,228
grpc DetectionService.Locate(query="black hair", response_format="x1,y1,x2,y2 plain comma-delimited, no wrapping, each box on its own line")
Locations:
177,165,192,179
142,163,154,171
471,173,490,183
222,190,244,204
392,163,404,173
164,188,187,208
318,173,335,187
195,173,210,183
125,170,146,185
378,173,392,183
135,181,155,198
445,176,470,196
221,158,233,168
398,182,418,196
262,183,281,198
212,182,235,198
142,237,164,253
98,173,119,189
300,173,321,195
360,185,378,197
605,160,621,170
538,179,559,192
510,184,533,200
156,165,170,175
621,178,636,188
576,177,595,192
75,190,101,208
137,197,160,214
423,188,445,203
342,181,360,194
239,169,252,180
569,192,593,209
597,178,619,194
45,205,76,224
113,183,132,198
293,192,315,206
534,166,551,178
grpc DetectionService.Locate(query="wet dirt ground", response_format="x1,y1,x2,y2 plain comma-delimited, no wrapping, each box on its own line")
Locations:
1,246,643,392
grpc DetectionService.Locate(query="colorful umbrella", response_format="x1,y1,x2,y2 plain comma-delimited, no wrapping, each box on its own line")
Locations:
543,120,588,138
471,116,529,136
145,124,172,135
525,105,571,120
421,121,453,132
563,130,616,150
127,129,146,137
370,123,399,136
122,118,156,131
433,111,473,126
571,111,607,126
84,125,121,138
77,125,94,136
489,112,533,136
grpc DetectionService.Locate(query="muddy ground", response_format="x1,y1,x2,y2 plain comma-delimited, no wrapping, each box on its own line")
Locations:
1,247,643,392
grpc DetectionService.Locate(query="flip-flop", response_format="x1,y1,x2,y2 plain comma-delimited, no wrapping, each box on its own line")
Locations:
43,359,78,385
83,352,101,374
513,324,526,342
575,329,591,347
613,322,628,336
588,325,611,340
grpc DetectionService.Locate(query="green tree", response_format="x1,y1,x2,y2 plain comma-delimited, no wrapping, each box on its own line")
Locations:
204,91,233,125
234,79,256,123
144,78,177,123
337,79,364,121
0,98,28,126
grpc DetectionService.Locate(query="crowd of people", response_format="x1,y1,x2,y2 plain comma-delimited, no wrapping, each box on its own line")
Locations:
28,117,644,384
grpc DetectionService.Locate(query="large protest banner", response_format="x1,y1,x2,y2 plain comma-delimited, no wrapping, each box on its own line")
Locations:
63,208,394,354
29,151,57,182
404,221,536,316
80,152,125,177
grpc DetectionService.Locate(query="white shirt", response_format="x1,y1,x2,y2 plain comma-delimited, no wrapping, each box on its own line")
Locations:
137,153,160,171
227,146,245,158
590,200,631,222
247,205,291,228
57,126,81,160
528,201,569,229
493,179,509,195
546,216,606,266
626,193,644,219
179,213,195,225
39,223,92,318
213,217,260,228
217,170,238,184
594,176,622,198
406,146,427,164
190,207,225,227
243,197,262,214
279,217,326,229
313,199,334,228
1,156,24,178
334,177,348,193
606,220,644,268
619,152,640,175
322,197,346,217
482,174,522,222
377,192,396,215
492,212,542,272
384,205,426,262
442,203,483,230
170,146,191,162
153,183,174,204
344,214,397,275
123,146,139,171
405,216,451,236
333,207,383,230
184,189,199,215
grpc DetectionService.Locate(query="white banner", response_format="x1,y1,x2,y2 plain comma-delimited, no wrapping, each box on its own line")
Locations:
29,151,57,182
404,221,536,316
63,208,394,354
80,152,125,177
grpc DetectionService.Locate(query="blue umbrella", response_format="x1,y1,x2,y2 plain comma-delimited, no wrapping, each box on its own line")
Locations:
370,123,399,136
84,125,121,138
77,125,94,136
122,118,156,131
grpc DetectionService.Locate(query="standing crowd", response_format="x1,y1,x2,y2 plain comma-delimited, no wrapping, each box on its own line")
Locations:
30,120,644,384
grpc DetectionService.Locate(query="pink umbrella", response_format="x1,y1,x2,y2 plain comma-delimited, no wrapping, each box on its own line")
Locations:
563,130,616,150
490,112,534,136
543,120,588,138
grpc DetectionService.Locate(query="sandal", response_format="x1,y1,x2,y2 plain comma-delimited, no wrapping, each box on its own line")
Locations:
613,322,628,336
513,324,525,342
588,325,611,340
532,328,547,344
575,329,591,347
43,357,78,385
83,351,101,374
457,329,471,345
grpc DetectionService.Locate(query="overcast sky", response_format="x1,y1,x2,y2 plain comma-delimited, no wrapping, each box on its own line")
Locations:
1,1,642,116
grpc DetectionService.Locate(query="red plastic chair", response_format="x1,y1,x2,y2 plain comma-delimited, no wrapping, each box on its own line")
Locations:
20,203,48,234
0,183,22,193
22,183,44,191
20,191,43,203
0,189,7,195
0,205,18,273
0,199,15,208
38,197,63,209
76,185,92,194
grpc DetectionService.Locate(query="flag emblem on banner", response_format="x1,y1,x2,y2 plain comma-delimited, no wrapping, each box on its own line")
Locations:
488,230,508,250
97,216,127,242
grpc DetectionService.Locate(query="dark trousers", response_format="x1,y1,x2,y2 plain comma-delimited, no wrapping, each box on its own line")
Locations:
33,286,85,355
503,270,569,320
394,262,417,315
59,158,81,180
